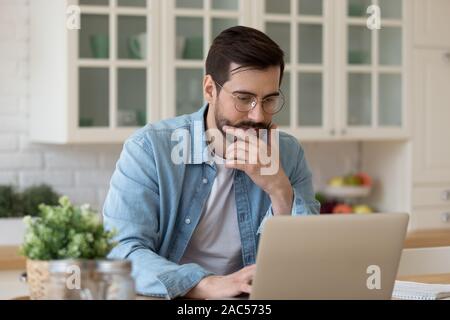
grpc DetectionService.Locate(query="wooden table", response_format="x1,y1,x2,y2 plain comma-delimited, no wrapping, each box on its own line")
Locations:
2,229,450,270
397,273,450,284
0,246,25,271
5,272,450,300
2,229,450,300
404,229,450,249
135,274,450,300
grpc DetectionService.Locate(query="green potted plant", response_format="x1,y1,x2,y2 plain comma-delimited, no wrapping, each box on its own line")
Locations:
20,196,116,300
0,185,21,218
20,184,60,217
0,184,60,245
0,185,23,245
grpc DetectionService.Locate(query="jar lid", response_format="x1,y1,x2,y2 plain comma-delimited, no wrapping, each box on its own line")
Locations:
48,259,95,273
95,259,132,274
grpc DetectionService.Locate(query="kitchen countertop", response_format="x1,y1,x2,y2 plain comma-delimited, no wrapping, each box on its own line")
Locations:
404,229,450,248
397,273,450,284
1,228,449,266
1,229,449,299
0,246,25,271
2,269,450,300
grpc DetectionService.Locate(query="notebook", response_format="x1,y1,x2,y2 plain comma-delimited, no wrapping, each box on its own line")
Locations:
392,281,450,300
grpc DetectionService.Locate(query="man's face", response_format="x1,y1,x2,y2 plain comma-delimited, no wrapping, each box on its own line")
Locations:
207,63,281,136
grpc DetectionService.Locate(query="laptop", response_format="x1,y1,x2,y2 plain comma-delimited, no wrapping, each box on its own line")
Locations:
248,213,409,300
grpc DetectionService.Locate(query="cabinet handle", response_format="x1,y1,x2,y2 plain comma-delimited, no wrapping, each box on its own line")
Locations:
442,190,450,201
341,129,347,135
445,52,450,60
441,212,450,223
330,129,335,136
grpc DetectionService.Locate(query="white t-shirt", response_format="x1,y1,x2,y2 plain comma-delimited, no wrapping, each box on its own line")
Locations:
179,158,243,275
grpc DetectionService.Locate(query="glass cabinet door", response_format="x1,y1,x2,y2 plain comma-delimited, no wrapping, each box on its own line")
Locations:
345,0,404,130
117,13,148,128
78,12,110,128
263,0,327,132
77,0,154,130
79,68,109,127
117,68,147,127
173,0,242,116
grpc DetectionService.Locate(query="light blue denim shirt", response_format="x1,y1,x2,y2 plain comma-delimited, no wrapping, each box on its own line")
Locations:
103,104,320,299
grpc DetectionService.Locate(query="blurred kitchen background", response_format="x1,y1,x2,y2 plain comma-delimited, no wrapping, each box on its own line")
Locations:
0,0,449,244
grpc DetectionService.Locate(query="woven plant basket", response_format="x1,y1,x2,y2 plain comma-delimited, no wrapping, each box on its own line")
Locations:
26,259,50,300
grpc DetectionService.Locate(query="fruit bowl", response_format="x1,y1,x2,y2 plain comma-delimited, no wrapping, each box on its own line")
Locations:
323,185,371,199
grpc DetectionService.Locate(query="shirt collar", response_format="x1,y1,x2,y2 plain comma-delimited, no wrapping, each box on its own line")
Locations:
189,103,215,165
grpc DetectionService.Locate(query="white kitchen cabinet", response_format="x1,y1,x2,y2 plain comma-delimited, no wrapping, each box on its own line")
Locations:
411,49,450,230
30,0,411,143
30,0,161,143
30,0,252,143
255,0,410,141
255,0,334,140
160,0,252,120
413,0,450,48
409,206,450,231
336,0,410,140
413,49,450,184
412,185,450,207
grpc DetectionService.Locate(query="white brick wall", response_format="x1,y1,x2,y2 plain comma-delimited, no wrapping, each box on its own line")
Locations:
0,0,357,213
0,0,122,211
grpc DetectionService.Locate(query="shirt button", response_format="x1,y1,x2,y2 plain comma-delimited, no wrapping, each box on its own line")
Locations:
202,178,208,184
185,218,191,224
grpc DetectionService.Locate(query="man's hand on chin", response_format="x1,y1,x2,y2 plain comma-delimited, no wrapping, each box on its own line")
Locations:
223,125,293,215
184,264,256,299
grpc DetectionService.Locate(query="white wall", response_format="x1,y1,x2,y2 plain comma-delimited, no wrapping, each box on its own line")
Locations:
0,0,122,210
0,0,358,211
303,142,360,192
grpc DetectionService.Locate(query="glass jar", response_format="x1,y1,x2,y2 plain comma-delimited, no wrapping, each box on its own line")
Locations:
46,259,96,300
92,259,135,300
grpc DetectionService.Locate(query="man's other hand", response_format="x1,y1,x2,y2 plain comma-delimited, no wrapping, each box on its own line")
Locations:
184,264,256,299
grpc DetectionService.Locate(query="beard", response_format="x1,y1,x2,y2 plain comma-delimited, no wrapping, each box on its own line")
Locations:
209,101,273,159
214,103,271,138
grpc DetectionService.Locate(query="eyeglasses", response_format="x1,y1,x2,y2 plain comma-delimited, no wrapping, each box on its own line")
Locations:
214,81,285,115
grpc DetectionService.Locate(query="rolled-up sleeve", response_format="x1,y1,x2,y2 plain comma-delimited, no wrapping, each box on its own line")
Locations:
103,137,213,299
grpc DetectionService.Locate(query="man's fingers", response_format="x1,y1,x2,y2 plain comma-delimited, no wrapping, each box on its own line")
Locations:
226,140,267,161
226,144,249,159
224,126,247,141
240,283,252,294
227,265,255,295
242,264,256,272
233,264,255,277
239,265,256,281
224,126,263,142
239,265,256,294
226,141,259,160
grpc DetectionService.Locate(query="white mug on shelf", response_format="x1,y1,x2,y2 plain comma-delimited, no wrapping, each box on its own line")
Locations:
117,110,137,126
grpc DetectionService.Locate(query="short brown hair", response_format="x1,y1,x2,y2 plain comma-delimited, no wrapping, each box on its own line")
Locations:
205,26,285,91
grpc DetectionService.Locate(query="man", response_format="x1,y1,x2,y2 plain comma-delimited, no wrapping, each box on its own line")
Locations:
103,26,320,299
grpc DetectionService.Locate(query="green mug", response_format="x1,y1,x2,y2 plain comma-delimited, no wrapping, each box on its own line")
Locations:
348,3,366,17
348,51,368,64
128,33,147,59
90,34,109,59
183,37,203,60
136,110,146,126
79,117,94,127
